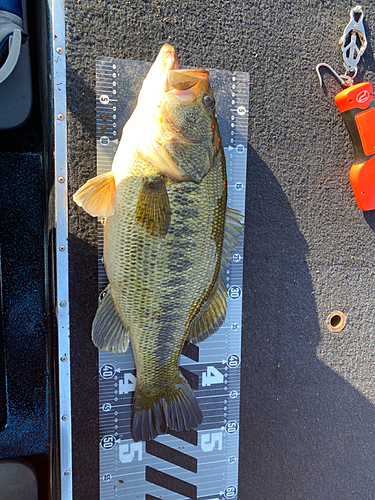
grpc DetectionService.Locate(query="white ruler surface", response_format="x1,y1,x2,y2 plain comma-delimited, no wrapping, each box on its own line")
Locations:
95,57,249,500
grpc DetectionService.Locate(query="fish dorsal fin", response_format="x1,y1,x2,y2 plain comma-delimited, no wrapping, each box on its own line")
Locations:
136,175,171,237
187,277,227,344
220,206,243,274
187,206,243,344
73,171,116,217
92,285,130,353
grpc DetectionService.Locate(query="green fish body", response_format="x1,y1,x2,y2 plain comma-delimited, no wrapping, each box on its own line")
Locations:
73,44,243,441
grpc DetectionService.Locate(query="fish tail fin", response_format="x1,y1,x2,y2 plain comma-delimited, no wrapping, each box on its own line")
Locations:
131,372,203,442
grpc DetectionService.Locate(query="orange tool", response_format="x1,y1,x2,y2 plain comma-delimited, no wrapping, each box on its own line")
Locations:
335,82,375,210
316,5,375,210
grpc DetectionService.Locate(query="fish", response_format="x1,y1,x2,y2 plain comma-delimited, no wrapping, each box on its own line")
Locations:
73,44,243,442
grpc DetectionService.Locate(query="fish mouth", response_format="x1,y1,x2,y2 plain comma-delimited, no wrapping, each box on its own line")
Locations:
159,44,209,97
158,43,179,74
166,68,209,102
159,68,210,144
135,44,179,111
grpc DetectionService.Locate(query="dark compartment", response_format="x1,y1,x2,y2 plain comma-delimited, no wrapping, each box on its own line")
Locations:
0,0,57,498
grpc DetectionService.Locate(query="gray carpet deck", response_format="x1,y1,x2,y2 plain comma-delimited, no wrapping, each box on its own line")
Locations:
66,2,375,498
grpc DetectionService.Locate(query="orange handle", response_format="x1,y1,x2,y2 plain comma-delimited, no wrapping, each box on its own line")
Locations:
335,82,375,210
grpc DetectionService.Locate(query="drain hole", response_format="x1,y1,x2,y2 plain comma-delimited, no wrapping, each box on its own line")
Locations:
327,311,346,332
330,315,341,328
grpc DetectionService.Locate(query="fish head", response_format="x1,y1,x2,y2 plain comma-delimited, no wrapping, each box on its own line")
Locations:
163,68,214,139
113,45,218,185
158,67,217,183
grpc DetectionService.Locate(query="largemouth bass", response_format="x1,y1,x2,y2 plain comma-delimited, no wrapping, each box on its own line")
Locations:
73,44,243,442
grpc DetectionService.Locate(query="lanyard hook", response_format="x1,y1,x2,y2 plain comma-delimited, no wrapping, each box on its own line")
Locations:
316,63,355,88
339,5,367,73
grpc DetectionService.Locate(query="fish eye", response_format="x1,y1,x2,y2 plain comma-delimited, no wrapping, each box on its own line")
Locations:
203,94,215,107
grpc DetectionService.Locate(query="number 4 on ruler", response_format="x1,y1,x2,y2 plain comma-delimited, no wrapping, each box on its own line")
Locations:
119,373,137,394
202,366,224,387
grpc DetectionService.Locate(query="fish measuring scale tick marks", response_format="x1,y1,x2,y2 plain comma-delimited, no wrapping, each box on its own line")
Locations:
96,61,247,500
76,47,244,457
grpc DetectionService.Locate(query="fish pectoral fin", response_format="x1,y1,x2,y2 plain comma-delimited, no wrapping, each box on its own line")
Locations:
135,175,171,237
73,171,116,217
187,277,227,344
92,285,130,353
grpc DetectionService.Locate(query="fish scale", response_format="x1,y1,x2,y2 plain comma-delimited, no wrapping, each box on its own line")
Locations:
105,158,223,392
94,56,248,500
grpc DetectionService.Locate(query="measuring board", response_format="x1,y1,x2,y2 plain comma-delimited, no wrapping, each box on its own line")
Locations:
95,57,249,500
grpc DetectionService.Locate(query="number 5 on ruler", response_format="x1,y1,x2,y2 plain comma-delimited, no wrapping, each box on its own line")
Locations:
201,432,223,452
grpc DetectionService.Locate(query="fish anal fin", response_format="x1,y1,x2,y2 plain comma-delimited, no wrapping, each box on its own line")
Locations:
187,277,227,344
92,285,130,353
136,175,171,237
131,372,203,442
73,171,116,217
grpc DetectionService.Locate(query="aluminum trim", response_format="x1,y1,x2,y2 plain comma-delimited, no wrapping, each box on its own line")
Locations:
51,0,72,497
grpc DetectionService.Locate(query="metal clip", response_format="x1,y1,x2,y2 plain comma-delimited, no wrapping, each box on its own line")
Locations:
339,5,367,72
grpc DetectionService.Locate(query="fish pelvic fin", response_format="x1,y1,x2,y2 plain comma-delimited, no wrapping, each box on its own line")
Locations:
73,171,116,217
187,206,243,344
135,174,171,237
131,372,203,442
92,285,130,353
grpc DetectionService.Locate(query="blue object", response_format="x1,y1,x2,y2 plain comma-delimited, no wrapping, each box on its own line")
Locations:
0,0,23,18
0,0,31,129
0,0,28,85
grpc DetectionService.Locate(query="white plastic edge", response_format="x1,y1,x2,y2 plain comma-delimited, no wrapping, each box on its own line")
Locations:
51,0,72,497
0,29,22,84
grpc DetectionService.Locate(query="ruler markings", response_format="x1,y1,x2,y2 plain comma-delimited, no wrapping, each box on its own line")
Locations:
96,58,248,500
